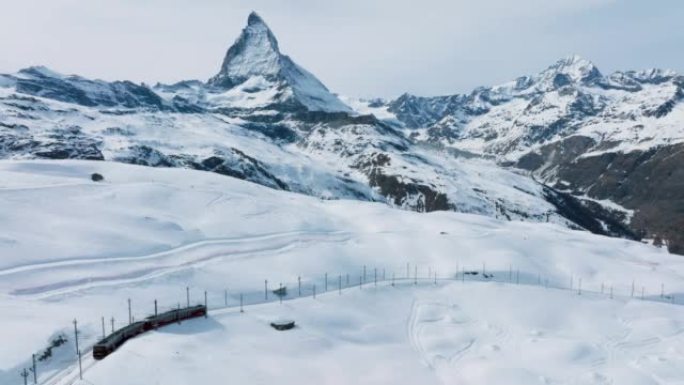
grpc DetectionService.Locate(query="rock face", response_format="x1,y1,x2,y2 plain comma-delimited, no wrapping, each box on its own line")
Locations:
380,55,684,253
523,140,684,254
0,13,663,250
207,12,351,114
6,66,168,110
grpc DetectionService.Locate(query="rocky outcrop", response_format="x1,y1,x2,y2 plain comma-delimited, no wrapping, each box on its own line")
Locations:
518,138,684,253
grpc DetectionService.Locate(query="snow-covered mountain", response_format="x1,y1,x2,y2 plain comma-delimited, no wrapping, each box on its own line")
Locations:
2,11,684,385
386,55,683,159
0,13,663,247
372,55,684,253
207,12,351,113
0,13,633,239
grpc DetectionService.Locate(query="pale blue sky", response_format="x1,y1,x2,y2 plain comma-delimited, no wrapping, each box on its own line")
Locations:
1,0,682,98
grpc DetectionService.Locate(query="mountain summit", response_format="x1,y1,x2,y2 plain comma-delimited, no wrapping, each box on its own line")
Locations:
208,12,281,87
535,55,603,89
208,12,351,113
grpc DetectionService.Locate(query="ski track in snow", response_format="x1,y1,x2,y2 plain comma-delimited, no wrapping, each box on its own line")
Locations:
2,231,352,299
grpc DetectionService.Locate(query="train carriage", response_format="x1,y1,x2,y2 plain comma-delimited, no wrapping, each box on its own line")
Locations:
93,305,206,360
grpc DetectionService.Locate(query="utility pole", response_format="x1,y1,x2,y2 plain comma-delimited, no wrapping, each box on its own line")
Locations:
279,283,283,304
111,317,115,333
186,287,190,307
414,265,418,285
20,368,29,385
225,289,228,307
32,354,36,384
101,317,105,339
338,275,342,295
325,273,328,292
374,268,377,287
313,284,316,299
392,272,395,287
128,298,132,324
204,291,208,317
154,300,158,317
298,276,302,296
264,280,268,301
406,262,410,279
363,265,367,283
240,293,244,313
78,350,82,380
73,319,79,356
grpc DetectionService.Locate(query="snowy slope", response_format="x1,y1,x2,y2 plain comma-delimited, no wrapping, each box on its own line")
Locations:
0,160,681,385
372,56,684,252
0,68,623,237
80,283,684,385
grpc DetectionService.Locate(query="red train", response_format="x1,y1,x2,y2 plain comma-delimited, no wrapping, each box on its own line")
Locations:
93,305,206,360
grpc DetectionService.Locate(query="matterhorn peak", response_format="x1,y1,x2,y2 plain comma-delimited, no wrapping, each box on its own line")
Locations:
207,12,351,113
208,12,281,89
247,11,266,26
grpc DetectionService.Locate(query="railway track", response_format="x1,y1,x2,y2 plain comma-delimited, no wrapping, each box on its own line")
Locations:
35,271,682,385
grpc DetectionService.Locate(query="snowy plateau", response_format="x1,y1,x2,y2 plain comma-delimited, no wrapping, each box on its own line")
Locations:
0,11,683,385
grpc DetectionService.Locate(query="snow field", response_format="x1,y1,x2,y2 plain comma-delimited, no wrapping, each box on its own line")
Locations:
0,160,682,385
70,281,684,385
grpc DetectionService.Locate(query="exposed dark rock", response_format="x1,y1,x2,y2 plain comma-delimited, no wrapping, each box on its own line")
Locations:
113,145,175,167
193,149,289,191
523,139,684,253
543,186,637,238
14,67,169,110
366,168,450,212
240,122,297,142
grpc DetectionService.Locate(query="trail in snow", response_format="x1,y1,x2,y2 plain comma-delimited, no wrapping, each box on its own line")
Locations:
2,231,351,299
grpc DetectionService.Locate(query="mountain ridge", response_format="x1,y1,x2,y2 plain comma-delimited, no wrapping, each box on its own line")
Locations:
0,12,673,251
375,55,684,253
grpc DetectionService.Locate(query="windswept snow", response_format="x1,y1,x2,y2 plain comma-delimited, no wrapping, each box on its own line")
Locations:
0,160,682,385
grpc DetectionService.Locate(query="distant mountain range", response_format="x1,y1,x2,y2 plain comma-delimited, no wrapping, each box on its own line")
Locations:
1,12,681,253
